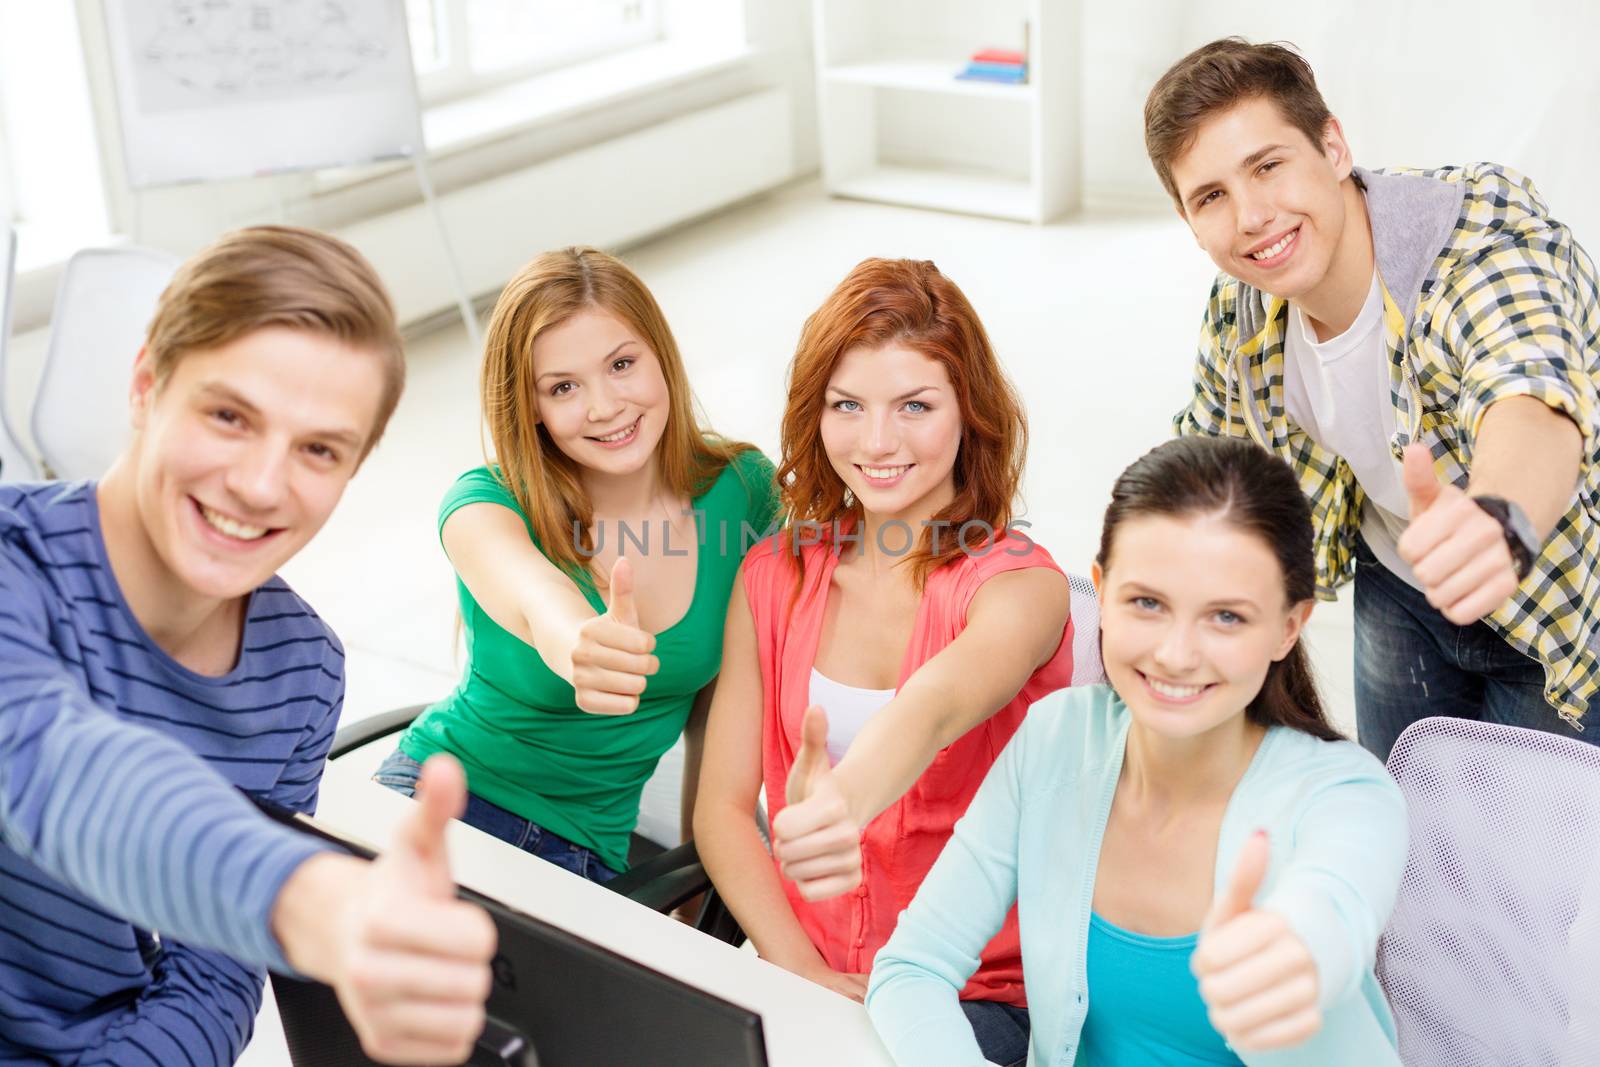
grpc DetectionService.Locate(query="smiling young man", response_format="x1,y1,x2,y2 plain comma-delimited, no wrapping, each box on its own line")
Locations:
1,226,494,1066
1148,38,1600,758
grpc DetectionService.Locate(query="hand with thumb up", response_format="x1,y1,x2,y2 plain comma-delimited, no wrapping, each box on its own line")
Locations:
1192,830,1321,1053
1396,442,1522,625
572,555,660,715
771,705,864,902
273,754,498,1065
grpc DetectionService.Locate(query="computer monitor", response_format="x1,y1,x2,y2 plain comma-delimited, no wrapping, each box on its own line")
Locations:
260,803,769,1067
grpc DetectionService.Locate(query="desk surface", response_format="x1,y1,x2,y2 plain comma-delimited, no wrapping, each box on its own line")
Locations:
315,770,897,1067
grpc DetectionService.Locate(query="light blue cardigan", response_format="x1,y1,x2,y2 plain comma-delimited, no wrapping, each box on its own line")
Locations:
866,685,1407,1067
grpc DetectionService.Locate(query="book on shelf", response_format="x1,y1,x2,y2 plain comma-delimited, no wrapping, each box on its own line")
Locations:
971,48,1026,65
956,43,1028,85
956,61,1028,85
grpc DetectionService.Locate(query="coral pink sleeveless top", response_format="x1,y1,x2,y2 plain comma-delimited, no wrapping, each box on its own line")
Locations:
744,531,1075,1004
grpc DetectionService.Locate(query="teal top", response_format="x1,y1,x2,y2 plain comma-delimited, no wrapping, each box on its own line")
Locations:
400,446,780,872
1077,913,1242,1067
867,685,1407,1067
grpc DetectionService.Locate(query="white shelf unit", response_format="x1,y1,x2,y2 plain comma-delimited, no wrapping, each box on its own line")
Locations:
812,0,1080,224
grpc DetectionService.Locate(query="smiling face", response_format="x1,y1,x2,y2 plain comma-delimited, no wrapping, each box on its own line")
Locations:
531,307,670,478
1170,95,1354,303
126,326,385,602
1093,512,1311,740
820,342,962,522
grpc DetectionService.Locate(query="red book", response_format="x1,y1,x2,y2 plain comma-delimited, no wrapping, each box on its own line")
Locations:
972,48,1026,65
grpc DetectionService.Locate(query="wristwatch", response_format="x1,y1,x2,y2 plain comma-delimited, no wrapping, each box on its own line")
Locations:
1471,495,1539,581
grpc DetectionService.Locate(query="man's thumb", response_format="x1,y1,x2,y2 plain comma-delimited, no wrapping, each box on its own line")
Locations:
395,754,466,893
1205,830,1269,931
1403,443,1442,518
786,704,830,806
608,555,639,627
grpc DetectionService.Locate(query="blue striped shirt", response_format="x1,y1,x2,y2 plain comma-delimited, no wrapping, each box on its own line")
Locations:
0,482,344,1065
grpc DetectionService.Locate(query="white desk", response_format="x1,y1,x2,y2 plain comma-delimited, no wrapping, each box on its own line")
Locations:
315,771,897,1067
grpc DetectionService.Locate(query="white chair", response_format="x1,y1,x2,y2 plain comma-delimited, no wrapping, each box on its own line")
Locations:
32,245,180,479
1377,716,1600,1066
1067,572,1105,686
0,224,38,482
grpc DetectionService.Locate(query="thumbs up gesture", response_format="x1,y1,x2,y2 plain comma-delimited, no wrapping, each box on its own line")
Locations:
572,556,660,715
771,706,863,902
1396,443,1521,624
1192,831,1321,1053
275,755,498,1065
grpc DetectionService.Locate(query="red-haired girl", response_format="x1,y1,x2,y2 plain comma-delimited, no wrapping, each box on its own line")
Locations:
695,258,1074,1066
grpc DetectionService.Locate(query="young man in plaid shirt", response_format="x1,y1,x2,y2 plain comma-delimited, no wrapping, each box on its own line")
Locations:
1147,38,1600,759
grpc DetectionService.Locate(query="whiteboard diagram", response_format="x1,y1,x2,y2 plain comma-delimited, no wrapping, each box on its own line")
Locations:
102,0,422,186
132,1,396,112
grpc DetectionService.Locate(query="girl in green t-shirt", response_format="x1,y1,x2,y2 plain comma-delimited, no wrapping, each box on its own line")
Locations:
375,247,779,880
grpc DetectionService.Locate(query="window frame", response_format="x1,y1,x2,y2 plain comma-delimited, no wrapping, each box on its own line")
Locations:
408,0,666,107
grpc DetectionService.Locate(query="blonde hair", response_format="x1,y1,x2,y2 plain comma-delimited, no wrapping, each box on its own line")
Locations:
480,246,753,581
144,225,405,456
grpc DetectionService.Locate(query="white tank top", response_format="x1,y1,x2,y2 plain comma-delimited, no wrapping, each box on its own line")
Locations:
808,668,896,764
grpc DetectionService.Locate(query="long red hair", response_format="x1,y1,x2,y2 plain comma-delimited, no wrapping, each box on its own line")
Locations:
777,258,1028,587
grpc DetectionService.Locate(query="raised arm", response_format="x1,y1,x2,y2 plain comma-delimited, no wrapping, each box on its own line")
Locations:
692,572,867,1001
442,502,657,713
0,559,324,969
0,557,495,1065
772,567,1067,900
865,715,1029,1065
87,670,351,1065
1193,765,1407,1054
1397,241,1598,624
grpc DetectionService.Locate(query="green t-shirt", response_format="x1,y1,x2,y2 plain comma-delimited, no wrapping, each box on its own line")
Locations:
400,447,780,872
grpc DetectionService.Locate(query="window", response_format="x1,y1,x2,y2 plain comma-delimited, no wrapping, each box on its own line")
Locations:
406,0,664,105
0,2,108,266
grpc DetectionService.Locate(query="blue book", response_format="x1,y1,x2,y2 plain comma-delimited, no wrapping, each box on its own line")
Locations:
963,60,1027,77
956,64,1027,84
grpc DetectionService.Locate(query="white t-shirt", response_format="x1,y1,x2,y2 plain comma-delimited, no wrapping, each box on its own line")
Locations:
1282,272,1421,589
809,668,896,764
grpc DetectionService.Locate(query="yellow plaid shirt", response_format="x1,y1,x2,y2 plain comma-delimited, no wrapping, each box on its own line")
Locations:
1177,164,1600,724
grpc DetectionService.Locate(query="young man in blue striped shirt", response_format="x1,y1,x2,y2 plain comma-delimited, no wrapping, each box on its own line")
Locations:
1,227,494,1065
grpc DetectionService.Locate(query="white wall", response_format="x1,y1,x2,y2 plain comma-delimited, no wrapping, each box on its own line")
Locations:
25,0,820,328
1080,0,1600,244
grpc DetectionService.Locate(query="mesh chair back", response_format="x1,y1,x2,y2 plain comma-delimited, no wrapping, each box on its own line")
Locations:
1378,716,1600,1066
0,224,37,482
33,245,179,479
1066,573,1105,687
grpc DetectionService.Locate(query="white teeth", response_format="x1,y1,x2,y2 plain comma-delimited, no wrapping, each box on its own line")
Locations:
1250,230,1296,260
1149,678,1206,699
862,465,909,479
594,419,638,443
200,504,269,541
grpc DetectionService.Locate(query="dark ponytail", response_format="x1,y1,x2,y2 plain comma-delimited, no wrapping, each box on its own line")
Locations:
1095,437,1340,742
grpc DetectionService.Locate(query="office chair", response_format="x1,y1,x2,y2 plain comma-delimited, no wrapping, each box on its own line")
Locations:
32,245,179,479
1066,572,1105,686
0,224,38,482
1377,716,1600,1065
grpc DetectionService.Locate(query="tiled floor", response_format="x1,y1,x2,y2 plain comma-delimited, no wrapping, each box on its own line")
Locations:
244,178,1359,1064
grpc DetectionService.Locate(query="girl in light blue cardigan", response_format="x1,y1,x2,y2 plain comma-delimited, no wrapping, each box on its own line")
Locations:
867,437,1406,1067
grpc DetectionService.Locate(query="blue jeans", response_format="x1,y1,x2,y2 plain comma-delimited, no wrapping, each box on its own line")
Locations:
1353,536,1596,761
373,750,620,884
961,1000,1030,1067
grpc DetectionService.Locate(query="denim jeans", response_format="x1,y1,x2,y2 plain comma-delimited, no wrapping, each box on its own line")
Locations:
1352,536,1596,762
373,750,620,884
961,999,1030,1067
